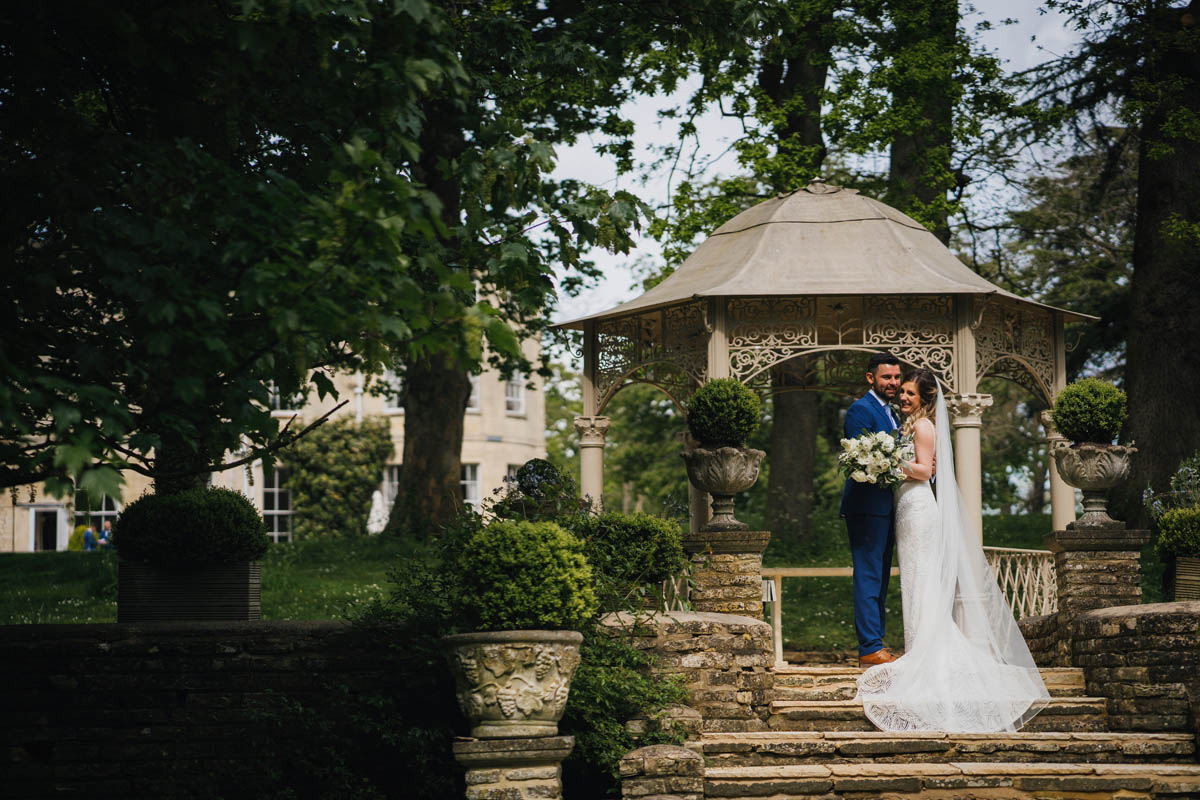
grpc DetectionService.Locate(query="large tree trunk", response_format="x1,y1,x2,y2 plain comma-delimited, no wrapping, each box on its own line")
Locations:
759,14,832,544
386,352,473,538
769,363,819,544
1110,7,1200,530
886,0,958,244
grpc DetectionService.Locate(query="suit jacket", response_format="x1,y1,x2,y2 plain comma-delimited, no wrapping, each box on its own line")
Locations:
838,391,899,518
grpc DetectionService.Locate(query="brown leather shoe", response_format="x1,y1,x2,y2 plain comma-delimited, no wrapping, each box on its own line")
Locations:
858,648,899,668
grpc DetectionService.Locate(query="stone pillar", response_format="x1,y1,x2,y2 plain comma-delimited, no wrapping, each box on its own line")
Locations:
676,430,711,533
682,529,770,619
946,393,992,548
453,736,574,800
574,416,610,512
619,745,704,800
1044,524,1151,667
1040,411,1077,532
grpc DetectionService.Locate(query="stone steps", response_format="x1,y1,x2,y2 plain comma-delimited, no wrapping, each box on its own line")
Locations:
702,730,1197,767
702,762,1200,798
772,665,1086,702
767,696,1109,732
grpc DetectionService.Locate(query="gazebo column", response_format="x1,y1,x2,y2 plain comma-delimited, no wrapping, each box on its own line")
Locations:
574,417,610,511
946,394,992,547
1041,411,1076,532
576,320,608,512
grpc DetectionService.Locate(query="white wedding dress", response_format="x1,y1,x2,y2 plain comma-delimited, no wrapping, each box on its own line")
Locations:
856,390,1050,732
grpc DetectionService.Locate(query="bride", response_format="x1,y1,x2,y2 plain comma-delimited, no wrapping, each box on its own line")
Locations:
855,367,1050,733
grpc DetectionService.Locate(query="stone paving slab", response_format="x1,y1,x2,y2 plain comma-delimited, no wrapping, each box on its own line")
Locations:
704,762,1200,798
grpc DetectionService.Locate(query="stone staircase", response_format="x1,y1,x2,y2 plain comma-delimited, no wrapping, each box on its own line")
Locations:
699,663,1200,798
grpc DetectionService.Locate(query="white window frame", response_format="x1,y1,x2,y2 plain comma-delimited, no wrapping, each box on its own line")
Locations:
461,463,481,512
383,368,405,413
505,373,525,416
382,464,402,506
73,492,121,532
466,374,481,413
268,381,306,413
262,465,294,543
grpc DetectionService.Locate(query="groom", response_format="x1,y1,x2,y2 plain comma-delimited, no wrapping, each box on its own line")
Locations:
840,352,903,667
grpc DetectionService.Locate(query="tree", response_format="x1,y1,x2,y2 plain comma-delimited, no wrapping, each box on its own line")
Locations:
1028,0,1200,526
1,1,650,509
1,1,460,498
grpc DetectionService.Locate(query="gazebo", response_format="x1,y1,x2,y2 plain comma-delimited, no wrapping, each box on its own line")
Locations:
556,182,1094,543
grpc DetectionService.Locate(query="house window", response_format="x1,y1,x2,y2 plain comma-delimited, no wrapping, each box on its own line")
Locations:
383,368,404,412
73,491,120,531
505,373,525,415
262,465,293,543
461,463,480,511
268,381,306,412
466,374,480,413
382,464,402,506
506,463,522,487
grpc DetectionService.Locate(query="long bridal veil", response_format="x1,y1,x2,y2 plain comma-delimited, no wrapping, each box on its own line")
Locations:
856,388,1050,732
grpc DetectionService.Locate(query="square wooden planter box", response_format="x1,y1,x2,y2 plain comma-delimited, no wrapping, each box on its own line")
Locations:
1173,556,1200,602
118,561,261,622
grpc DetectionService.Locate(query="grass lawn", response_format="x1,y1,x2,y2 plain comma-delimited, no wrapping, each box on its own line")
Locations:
0,535,416,625
1,513,1166,652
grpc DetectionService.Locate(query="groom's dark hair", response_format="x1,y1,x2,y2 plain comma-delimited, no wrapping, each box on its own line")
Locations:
867,352,901,373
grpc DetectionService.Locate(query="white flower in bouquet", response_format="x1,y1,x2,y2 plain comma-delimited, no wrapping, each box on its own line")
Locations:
838,429,914,489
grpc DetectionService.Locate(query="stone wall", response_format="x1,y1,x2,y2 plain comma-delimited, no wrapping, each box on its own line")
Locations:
1073,601,1200,733
0,620,420,799
605,611,774,733
1018,612,1058,668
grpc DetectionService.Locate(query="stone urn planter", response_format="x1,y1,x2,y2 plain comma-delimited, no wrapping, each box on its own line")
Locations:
442,630,583,738
1051,442,1137,527
681,446,766,531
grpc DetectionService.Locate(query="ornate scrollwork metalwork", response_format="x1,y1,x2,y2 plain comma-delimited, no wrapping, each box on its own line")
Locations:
974,297,1055,403
594,301,707,413
728,297,817,382
862,296,956,390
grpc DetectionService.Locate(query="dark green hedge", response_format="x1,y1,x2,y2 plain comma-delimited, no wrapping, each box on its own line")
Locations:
686,378,761,447
1051,378,1128,443
113,487,269,567
1156,506,1200,558
573,511,684,586
447,519,598,631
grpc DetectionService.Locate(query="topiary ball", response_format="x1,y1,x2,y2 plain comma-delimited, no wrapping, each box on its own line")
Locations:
686,378,762,447
1051,378,1128,444
1156,506,1200,559
113,487,270,568
448,519,597,632
571,512,685,586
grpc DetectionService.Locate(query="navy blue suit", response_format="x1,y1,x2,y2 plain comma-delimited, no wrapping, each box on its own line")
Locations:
839,391,898,657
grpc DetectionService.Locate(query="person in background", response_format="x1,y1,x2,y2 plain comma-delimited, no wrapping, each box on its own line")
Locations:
83,525,98,551
99,519,114,549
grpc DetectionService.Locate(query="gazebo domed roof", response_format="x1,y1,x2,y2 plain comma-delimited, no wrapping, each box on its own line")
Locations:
558,183,1091,328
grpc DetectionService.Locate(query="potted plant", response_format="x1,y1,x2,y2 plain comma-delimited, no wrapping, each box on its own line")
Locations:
1155,506,1200,601
114,487,270,622
680,378,764,531
1049,377,1135,527
441,518,597,738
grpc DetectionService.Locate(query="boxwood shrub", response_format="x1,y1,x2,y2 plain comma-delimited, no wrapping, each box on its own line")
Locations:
686,378,761,447
1156,506,1200,558
1051,378,1128,444
113,487,270,568
447,519,597,631
572,512,684,586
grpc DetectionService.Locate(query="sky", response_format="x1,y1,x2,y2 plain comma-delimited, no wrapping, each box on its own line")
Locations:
547,0,1083,327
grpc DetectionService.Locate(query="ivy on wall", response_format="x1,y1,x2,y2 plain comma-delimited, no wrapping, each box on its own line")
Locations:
284,416,394,540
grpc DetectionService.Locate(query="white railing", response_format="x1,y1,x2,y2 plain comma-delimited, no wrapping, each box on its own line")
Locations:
983,546,1058,620
761,547,1056,666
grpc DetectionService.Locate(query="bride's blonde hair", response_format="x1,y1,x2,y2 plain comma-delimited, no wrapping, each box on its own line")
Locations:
900,367,939,436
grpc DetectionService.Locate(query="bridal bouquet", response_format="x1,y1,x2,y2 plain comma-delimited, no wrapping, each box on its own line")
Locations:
838,430,914,488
